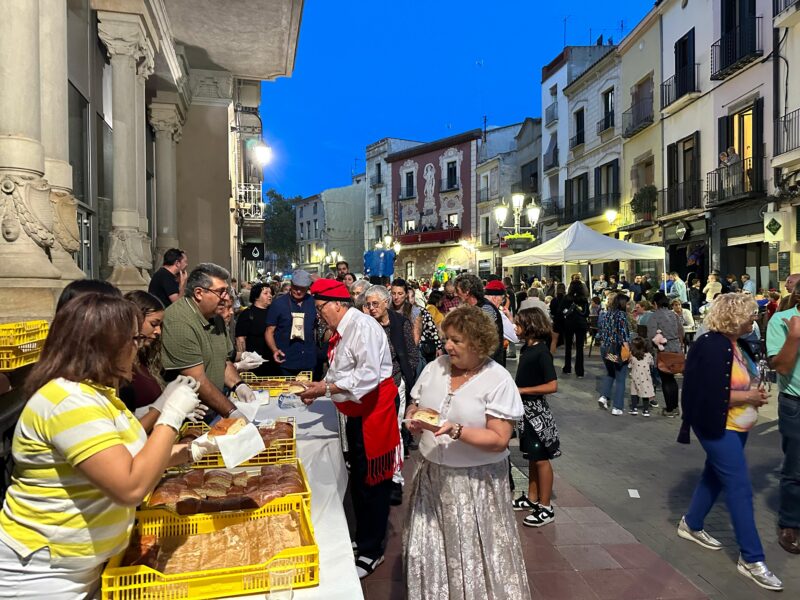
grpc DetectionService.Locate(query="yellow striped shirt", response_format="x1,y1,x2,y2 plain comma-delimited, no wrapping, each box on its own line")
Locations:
0,378,146,568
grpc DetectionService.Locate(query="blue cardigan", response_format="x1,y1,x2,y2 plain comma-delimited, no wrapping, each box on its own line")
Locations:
678,331,757,443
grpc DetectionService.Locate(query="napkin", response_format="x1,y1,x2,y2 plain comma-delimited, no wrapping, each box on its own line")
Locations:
214,423,266,468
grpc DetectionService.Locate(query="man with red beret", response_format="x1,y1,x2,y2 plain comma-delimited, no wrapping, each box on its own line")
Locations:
454,274,506,366
485,279,520,350
299,278,399,579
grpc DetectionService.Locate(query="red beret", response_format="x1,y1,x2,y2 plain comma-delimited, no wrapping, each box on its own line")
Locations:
484,280,506,296
309,278,350,301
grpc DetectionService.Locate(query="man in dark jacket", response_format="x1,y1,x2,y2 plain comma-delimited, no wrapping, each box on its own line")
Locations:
454,274,506,366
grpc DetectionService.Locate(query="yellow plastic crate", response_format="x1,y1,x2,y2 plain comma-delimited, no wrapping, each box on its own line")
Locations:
0,320,48,372
239,371,312,393
140,458,311,517
175,417,296,468
102,496,318,599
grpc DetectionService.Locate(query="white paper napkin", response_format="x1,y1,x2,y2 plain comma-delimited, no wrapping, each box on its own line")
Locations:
214,423,266,468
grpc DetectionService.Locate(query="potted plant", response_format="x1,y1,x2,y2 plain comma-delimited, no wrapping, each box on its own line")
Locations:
630,184,657,220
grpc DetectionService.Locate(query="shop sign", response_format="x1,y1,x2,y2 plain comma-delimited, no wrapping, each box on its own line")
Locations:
763,211,788,243
242,243,264,261
675,221,689,240
478,259,491,271
778,251,791,281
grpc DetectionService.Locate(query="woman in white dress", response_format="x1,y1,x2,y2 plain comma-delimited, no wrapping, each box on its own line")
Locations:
403,305,531,599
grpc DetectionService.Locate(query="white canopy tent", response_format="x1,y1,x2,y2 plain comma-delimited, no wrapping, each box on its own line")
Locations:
502,221,665,269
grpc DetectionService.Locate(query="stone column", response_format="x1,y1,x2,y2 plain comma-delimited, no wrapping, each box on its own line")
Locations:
0,0,62,321
149,102,183,263
40,0,84,281
98,12,152,289
135,52,154,281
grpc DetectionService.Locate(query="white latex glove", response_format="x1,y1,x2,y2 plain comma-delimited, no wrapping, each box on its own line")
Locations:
233,382,257,404
228,408,247,421
154,383,200,432
234,351,265,372
186,403,208,423
148,375,200,414
190,436,219,462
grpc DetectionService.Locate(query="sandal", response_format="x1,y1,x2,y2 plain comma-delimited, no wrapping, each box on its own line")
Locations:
355,554,385,579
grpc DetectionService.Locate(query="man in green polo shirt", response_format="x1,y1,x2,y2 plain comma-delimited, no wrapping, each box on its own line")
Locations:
161,262,254,419
767,291,800,554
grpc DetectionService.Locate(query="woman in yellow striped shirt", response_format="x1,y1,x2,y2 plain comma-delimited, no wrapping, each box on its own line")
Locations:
0,293,203,598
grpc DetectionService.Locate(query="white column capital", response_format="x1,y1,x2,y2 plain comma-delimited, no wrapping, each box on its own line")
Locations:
97,11,152,61
149,103,183,141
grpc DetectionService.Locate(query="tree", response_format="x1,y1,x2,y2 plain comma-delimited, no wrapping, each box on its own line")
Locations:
262,188,299,269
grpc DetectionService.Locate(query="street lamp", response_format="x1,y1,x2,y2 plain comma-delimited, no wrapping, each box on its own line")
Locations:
252,141,273,166
494,193,541,234
604,208,618,224
376,235,401,254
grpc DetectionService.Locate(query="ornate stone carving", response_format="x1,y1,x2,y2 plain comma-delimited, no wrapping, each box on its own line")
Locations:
108,228,145,268
0,175,55,250
439,192,464,229
97,15,149,61
50,189,80,254
149,104,183,141
439,147,464,196
422,163,438,228
190,69,234,105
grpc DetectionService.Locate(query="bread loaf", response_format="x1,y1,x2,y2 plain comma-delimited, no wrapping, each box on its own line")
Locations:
413,407,441,426
208,417,247,438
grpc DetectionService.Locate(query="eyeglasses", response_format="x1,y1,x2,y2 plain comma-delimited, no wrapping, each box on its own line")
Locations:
315,301,330,313
201,287,230,300
365,300,386,309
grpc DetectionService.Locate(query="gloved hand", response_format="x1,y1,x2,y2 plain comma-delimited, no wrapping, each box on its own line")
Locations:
189,436,219,462
228,408,247,420
186,403,208,423
233,382,257,404
148,375,200,414
234,351,265,372
155,382,200,432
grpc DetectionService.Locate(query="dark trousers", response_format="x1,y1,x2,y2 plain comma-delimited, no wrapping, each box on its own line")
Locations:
563,327,587,376
779,393,800,529
659,370,679,411
345,416,393,558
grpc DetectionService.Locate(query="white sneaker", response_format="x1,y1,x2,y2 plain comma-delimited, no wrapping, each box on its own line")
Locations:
611,408,623,416
598,396,609,410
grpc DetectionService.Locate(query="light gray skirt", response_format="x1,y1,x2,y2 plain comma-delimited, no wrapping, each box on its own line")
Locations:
402,457,532,600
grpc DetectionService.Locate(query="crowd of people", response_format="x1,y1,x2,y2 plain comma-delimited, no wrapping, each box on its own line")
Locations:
0,247,799,597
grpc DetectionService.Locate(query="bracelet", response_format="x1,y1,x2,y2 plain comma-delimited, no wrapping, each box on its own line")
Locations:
232,380,245,390
450,423,464,440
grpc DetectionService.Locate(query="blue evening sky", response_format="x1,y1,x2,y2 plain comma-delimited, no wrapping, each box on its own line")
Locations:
260,1,653,199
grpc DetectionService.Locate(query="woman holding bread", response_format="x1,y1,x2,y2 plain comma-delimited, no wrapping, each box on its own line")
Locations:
0,293,207,597
404,305,530,599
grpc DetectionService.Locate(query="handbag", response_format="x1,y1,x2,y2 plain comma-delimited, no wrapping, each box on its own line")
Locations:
657,351,685,374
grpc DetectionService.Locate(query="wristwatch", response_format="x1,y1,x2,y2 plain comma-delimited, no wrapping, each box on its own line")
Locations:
324,382,331,399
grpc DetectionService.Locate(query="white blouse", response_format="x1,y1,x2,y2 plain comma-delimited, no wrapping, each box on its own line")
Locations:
411,356,523,468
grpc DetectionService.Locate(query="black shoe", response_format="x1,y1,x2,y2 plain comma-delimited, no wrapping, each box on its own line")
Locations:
390,482,403,506
562,368,572,374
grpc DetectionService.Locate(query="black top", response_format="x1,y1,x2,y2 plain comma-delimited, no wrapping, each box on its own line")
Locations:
515,342,557,401
478,299,506,366
560,297,589,331
235,305,270,358
148,267,179,307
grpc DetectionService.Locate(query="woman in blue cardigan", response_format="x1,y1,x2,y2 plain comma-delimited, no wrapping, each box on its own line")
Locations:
677,293,782,592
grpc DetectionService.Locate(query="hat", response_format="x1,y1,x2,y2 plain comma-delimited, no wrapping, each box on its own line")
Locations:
484,280,506,296
309,278,350,301
291,269,312,287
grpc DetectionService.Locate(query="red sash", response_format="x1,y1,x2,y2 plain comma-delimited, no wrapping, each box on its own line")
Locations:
335,378,401,486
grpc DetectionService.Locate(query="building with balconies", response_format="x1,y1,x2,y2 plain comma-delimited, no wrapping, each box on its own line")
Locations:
364,137,422,255
561,44,622,259
771,0,800,279
386,129,481,279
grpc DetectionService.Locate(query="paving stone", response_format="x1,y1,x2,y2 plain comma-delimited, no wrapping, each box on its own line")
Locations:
556,544,623,571
529,570,601,599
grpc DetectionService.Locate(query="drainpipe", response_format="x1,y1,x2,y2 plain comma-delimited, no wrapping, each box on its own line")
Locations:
772,25,781,189
659,13,669,275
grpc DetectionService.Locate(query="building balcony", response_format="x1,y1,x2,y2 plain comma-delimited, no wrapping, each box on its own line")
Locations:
236,183,264,220
618,201,658,232
596,113,614,136
478,186,490,203
545,101,559,126
710,17,763,80
660,64,700,114
398,186,416,200
440,179,460,192
560,193,620,225
569,131,585,150
397,227,462,246
622,96,654,138
774,0,800,29
540,196,561,222
773,107,800,170
369,174,383,187
370,204,385,218
660,180,703,215
543,146,559,172
706,157,765,206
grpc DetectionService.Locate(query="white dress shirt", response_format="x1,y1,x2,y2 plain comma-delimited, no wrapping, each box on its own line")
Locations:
500,310,519,343
325,307,393,404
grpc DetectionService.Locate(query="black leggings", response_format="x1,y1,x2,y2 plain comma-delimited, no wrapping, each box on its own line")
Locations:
659,370,679,411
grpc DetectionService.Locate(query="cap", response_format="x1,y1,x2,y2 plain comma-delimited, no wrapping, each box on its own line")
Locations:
291,269,312,287
484,280,506,296
309,278,350,301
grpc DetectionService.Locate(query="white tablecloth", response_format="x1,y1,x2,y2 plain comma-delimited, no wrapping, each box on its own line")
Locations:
238,399,363,600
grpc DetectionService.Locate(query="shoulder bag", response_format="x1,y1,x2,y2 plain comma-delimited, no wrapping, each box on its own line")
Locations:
657,351,685,374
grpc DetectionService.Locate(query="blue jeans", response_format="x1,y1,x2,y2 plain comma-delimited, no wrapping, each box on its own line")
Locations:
685,429,764,562
778,393,800,529
600,360,628,410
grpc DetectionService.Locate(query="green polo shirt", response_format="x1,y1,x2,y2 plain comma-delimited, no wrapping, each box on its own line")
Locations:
161,297,232,391
766,306,800,397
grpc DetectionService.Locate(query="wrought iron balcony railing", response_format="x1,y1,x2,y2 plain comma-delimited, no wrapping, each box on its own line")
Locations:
540,196,561,220
710,17,763,80
440,179,460,192
706,157,765,205
569,130,585,149
478,186,490,202
544,145,559,171
545,101,559,126
660,64,699,109
660,180,703,215
370,174,383,186
622,96,654,138
596,112,614,135
397,227,462,245
560,193,620,224
775,107,800,156
398,186,416,200
237,183,264,219
370,204,384,217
